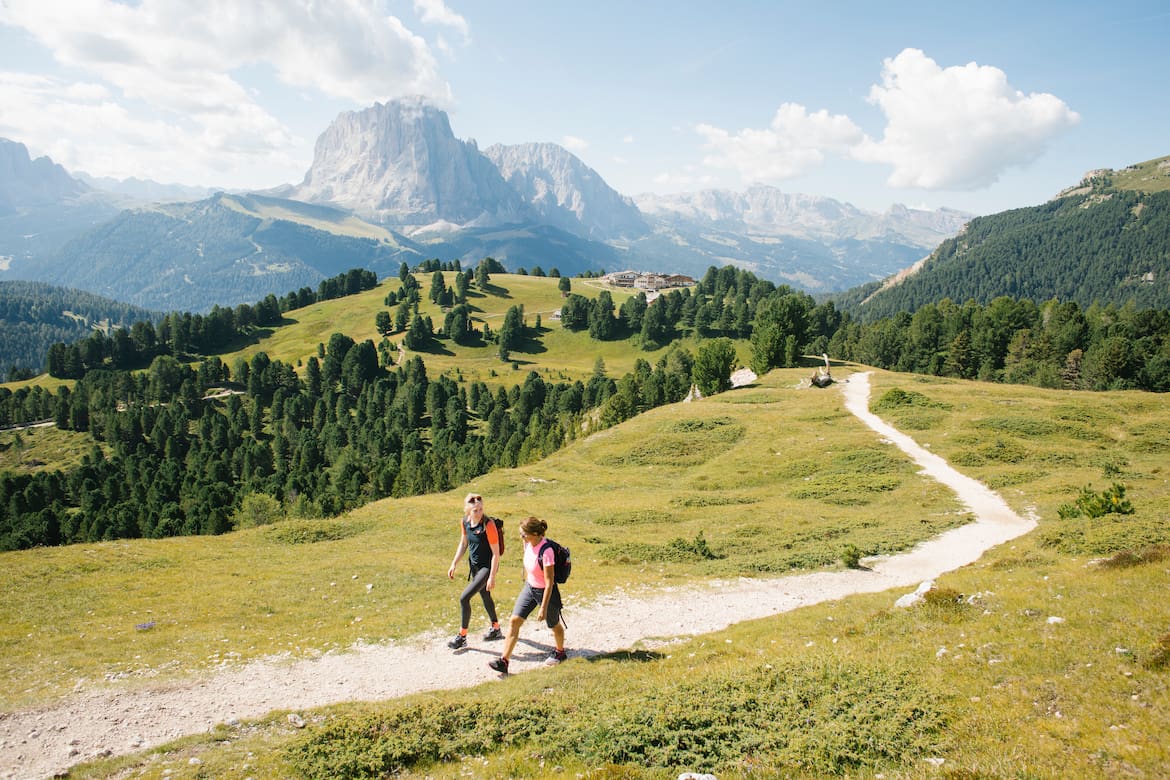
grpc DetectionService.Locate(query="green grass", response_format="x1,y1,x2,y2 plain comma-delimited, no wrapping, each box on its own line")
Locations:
1109,154,1170,195
12,368,1170,778
230,274,656,389
0,424,100,473
0,367,960,711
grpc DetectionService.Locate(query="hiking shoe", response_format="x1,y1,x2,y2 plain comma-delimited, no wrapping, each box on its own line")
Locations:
483,627,504,641
488,657,509,674
447,634,467,650
544,650,568,666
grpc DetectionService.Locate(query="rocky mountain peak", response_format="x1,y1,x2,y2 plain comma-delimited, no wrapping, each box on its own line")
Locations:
291,98,529,229
483,142,647,239
0,138,90,215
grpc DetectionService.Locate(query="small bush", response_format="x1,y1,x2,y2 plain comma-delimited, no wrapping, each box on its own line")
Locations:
592,510,671,526
1144,634,1170,670
288,700,557,778
974,416,1059,437
233,493,284,529
672,494,759,508
1097,544,1170,570
264,518,369,545
597,423,745,467
922,586,965,608
871,387,950,413
552,663,951,774
668,416,736,432
841,543,863,569
601,532,723,563
1040,514,1169,556
1057,483,1134,520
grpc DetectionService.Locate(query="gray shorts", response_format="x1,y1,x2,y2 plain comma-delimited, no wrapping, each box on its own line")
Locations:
512,583,562,627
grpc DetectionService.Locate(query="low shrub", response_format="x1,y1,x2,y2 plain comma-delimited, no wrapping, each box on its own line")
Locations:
288,699,557,778
1145,633,1170,670
591,510,671,526
1096,544,1170,570
264,518,369,545
1039,514,1169,556
841,543,863,569
601,531,723,563
871,387,950,413
287,661,952,778
1057,483,1134,520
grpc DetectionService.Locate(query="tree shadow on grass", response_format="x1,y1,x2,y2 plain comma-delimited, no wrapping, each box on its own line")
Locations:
407,340,455,357
515,334,548,355
213,326,279,355
472,283,512,299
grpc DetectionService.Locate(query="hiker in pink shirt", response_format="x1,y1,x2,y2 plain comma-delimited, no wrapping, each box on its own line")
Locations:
489,516,566,673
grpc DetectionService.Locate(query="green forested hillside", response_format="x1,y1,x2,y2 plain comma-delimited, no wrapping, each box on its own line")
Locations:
0,281,159,379
35,194,422,312
0,268,715,550
5,259,1170,554
839,157,1170,320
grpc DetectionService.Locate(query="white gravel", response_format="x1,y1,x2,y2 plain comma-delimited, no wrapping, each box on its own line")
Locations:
0,372,1036,780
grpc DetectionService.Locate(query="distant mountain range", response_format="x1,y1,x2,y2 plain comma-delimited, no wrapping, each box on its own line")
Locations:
0,279,159,377
0,139,125,275
0,99,970,312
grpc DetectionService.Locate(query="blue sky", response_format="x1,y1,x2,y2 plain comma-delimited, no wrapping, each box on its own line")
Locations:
1,0,1167,216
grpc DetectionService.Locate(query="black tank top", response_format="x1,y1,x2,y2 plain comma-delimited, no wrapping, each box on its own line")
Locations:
464,517,496,572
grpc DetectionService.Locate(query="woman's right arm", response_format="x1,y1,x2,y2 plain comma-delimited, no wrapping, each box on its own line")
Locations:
447,521,468,579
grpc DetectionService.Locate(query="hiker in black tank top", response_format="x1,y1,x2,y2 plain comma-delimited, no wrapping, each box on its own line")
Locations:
445,493,503,649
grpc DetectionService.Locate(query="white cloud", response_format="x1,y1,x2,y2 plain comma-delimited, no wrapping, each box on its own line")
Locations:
562,135,589,152
413,0,470,43
852,48,1080,190
622,134,635,144
0,0,453,184
697,102,863,182
0,71,302,183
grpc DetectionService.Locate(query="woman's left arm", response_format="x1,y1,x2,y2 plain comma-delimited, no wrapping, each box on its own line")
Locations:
538,560,555,620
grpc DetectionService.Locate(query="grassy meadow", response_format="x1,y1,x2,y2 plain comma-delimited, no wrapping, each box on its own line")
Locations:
5,366,1170,778
228,273,666,389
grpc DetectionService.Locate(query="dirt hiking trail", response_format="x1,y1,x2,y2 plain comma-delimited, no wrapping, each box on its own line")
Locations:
0,372,1037,780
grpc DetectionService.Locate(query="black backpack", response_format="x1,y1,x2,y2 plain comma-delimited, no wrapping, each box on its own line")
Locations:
537,538,571,584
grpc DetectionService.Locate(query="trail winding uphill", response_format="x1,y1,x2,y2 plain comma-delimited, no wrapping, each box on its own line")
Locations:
0,372,1037,780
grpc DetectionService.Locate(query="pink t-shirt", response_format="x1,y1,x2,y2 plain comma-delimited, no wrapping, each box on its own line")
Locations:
523,539,556,588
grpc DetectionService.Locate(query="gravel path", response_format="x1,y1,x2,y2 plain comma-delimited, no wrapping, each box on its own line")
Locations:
0,372,1037,780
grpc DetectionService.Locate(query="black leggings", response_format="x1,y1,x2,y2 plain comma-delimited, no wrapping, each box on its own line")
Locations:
459,567,498,629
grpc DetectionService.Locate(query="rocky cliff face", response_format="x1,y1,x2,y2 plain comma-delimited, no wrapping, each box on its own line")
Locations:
291,97,530,229
0,138,90,215
483,142,647,240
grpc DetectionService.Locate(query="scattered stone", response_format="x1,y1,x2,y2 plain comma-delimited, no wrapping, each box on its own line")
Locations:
894,580,935,608
287,714,306,729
